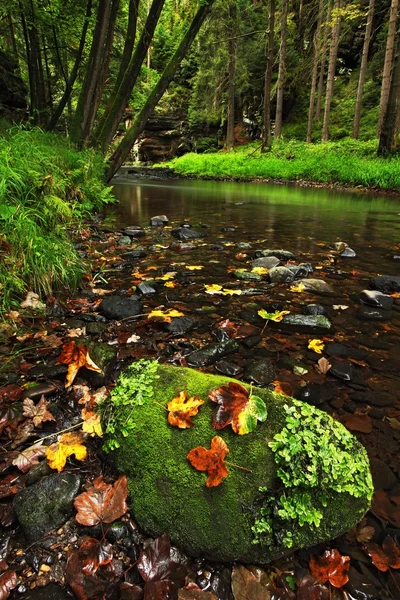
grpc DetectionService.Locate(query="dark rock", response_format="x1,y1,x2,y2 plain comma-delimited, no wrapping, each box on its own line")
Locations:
137,283,156,295
19,583,72,600
234,269,262,282
352,391,395,407
254,249,296,260
297,382,335,406
370,458,397,491
86,322,107,334
251,256,280,269
357,306,392,321
221,227,236,232
118,235,131,246
25,461,52,486
282,314,332,331
329,359,353,381
298,279,335,295
244,358,277,386
369,275,400,293
340,247,356,258
150,215,168,226
100,296,143,320
171,228,204,241
268,266,295,283
165,317,194,335
28,363,68,380
124,227,145,238
325,343,349,357
359,290,394,310
286,263,313,278
215,361,242,377
13,473,81,542
105,521,131,544
21,383,57,400
304,304,325,316
241,335,262,349
187,340,239,367
121,248,147,260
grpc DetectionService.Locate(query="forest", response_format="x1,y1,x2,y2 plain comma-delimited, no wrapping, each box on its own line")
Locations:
0,1,400,600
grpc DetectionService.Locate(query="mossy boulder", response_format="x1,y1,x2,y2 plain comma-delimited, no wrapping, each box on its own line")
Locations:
104,360,373,563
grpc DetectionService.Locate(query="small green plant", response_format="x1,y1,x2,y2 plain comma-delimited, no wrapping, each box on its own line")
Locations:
101,359,160,452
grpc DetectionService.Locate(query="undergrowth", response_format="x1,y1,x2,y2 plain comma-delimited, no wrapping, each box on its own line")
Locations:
167,138,400,191
0,126,114,315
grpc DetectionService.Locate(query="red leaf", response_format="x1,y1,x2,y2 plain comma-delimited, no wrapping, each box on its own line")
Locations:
187,436,229,487
74,475,128,526
209,382,249,431
0,570,17,600
0,474,24,500
309,549,350,588
65,537,115,600
364,535,400,572
339,413,372,434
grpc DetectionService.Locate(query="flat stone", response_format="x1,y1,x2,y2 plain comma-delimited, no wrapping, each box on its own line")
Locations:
215,360,242,377
255,249,296,260
234,269,262,282
357,306,392,321
268,266,295,283
124,227,145,238
244,358,277,386
297,382,335,406
121,249,147,260
187,340,239,367
359,290,394,311
165,317,194,335
340,247,356,258
304,304,325,316
137,283,156,295
150,215,168,226
369,275,400,293
100,296,143,320
13,473,81,542
171,228,204,241
325,343,349,358
251,257,280,269
370,458,397,491
329,359,353,381
286,263,313,278
118,235,131,246
298,279,335,295
282,314,332,331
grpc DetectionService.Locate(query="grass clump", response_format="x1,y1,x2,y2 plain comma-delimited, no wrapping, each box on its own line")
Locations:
167,138,400,191
0,126,114,315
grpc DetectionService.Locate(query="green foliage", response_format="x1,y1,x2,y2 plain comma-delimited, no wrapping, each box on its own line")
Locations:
100,359,160,452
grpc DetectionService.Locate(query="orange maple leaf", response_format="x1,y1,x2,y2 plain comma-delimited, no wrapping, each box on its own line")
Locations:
187,436,229,487
56,341,101,387
167,390,204,429
46,431,87,472
309,549,350,588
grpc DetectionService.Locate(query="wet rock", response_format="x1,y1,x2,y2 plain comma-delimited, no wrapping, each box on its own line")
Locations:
215,360,242,377
118,235,131,246
21,383,57,400
329,359,353,381
244,358,277,386
137,282,156,295
325,343,349,358
298,279,335,295
20,583,72,600
171,228,204,241
187,340,239,367
221,226,236,232
297,382,335,406
13,473,81,542
100,296,143,320
286,263,313,278
234,269,262,282
150,214,168,226
369,275,400,293
165,317,194,335
340,247,356,258
124,226,145,238
352,391,395,407
282,314,332,331
170,242,197,251
304,304,325,316
357,306,392,321
255,249,296,260
29,363,67,380
268,266,295,283
86,322,107,334
121,248,147,260
242,334,262,349
370,458,397,491
359,290,394,310
251,256,280,269
237,242,252,250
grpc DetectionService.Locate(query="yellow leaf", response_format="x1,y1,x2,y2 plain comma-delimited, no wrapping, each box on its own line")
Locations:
258,309,290,322
204,284,223,294
251,267,268,276
308,339,325,354
222,288,242,296
46,431,87,472
81,408,103,437
167,391,204,429
164,281,177,288
186,265,204,271
155,272,176,281
56,341,101,388
290,282,306,293
148,308,184,323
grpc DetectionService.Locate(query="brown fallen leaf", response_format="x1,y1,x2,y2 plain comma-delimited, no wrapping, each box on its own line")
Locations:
339,413,373,434
309,549,350,588
364,535,400,572
56,341,101,387
317,357,331,375
65,537,114,600
74,475,128,526
231,565,271,600
12,440,47,472
22,395,55,427
0,474,24,500
0,570,17,600
0,504,15,527
179,588,218,599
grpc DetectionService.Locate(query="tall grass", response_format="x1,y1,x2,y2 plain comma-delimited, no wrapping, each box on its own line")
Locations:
0,127,114,315
167,139,400,191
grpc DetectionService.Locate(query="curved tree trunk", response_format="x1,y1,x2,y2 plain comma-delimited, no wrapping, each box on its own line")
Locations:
377,0,399,137
274,0,288,138
378,36,400,156
353,0,375,139
115,0,140,84
261,0,276,151
322,0,342,142
106,0,216,182
307,0,324,143
315,0,332,121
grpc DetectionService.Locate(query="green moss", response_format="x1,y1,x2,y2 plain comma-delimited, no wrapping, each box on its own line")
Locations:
104,361,372,563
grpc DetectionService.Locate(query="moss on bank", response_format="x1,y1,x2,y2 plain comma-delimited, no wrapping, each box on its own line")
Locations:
105,361,373,563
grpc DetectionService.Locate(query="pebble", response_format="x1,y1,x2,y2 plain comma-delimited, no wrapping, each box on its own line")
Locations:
254,249,296,260
329,359,353,381
282,314,332,331
118,235,131,246
304,303,325,316
150,215,168,226
268,266,295,283
298,279,335,295
171,228,204,241
357,306,392,321
359,289,394,310
251,256,280,269
244,358,277,386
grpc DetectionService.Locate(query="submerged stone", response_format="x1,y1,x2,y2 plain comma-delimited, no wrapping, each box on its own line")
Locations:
282,314,332,331
268,266,295,284
255,249,296,260
234,269,262,282
100,296,143,320
357,306,392,321
171,228,204,241
298,279,335,295
304,304,325,316
369,275,400,293
251,257,280,269
244,358,277,385
106,361,372,563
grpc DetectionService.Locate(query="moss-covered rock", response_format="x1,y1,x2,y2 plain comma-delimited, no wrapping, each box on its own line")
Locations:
103,360,372,563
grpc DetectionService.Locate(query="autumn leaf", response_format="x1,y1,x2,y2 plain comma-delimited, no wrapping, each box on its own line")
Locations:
20,291,45,310
148,308,184,322
309,549,350,588
12,440,47,472
209,382,267,435
164,281,177,288
231,565,270,600
0,474,24,500
186,265,204,271
56,341,101,387
0,570,17,600
204,284,223,294
22,395,55,427
290,282,306,293
272,380,293,396
222,288,242,296
155,272,177,281
65,537,114,600
251,267,268,276
46,430,87,472
364,535,400,571
74,475,128,526
167,391,204,429
187,436,229,487
308,339,325,354
317,357,331,374
81,408,103,437
258,309,290,322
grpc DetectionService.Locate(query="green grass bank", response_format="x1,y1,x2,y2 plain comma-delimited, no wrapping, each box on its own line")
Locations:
0,127,113,316
167,139,400,191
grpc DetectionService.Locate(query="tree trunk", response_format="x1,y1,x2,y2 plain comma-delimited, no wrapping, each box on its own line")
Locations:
115,0,140,84
316,0,332,121
378,37,400,155
95,0,166,153
42,36,53,110
377,0,399,137
307,0,324,143
261,0,276,151
226,3,237,151
70,0,112,146
7,14,20,71
274,0,288,138
322,0,342,142
47,0,93,131
26,0,47,123
353,0,375,138
106,0,216,181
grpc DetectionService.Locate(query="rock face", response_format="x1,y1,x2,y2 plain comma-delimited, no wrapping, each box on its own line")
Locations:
108,361,372,564
0,50,27,121
137,114,189,162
